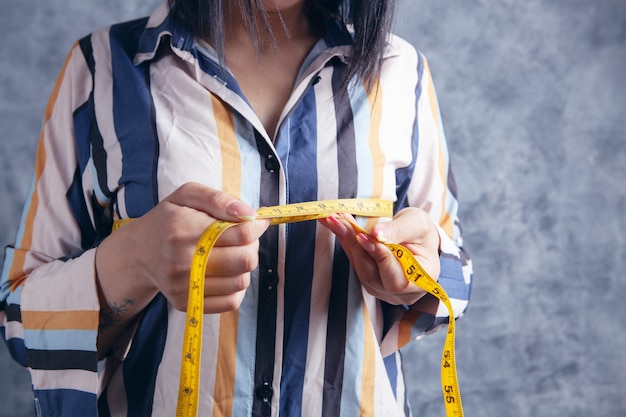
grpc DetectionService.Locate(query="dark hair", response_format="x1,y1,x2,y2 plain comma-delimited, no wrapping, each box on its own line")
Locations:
167,0,396,91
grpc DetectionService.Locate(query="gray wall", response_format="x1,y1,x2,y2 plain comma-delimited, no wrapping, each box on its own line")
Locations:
1,1,624,416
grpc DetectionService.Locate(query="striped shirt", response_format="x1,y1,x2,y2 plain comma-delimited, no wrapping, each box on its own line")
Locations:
0,3,473,417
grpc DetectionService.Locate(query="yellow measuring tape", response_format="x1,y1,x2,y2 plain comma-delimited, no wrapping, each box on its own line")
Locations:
112,198,463,417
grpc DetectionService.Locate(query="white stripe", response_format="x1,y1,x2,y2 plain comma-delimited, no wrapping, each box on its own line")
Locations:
22,250,99,312
152,307,222,417
31,368,97,393
91,27,124,200
150,53,225,199
299,68,340,417
378,40,420,202
100,359,129,417
23,44,93,273
4,316,25,341
408,62,448,215
436,298,469,318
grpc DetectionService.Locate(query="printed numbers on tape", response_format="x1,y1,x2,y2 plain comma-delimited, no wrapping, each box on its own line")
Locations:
112,198,463,417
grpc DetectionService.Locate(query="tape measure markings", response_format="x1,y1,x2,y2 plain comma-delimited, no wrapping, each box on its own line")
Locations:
112,198,463,417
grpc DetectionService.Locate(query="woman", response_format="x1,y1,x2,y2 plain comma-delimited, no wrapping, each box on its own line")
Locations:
0,0,472,415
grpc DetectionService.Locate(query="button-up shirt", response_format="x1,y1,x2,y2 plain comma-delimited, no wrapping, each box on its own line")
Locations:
1,3,473,416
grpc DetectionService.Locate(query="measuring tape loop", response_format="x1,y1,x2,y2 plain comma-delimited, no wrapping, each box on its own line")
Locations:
111,198,463,417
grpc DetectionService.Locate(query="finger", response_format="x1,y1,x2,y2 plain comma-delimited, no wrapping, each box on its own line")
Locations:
371,207,438,247
203,290,247,314
213,219,270,247
165,182,258,222
204,243,260,276
319,215,353,239
319,215,359,263
354,232,428,303
354,233,412,292
204,273,251,297
321,214,427,304
370,208,441,279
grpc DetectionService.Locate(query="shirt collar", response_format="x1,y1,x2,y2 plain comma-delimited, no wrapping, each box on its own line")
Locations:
134,2,195,65
133,1,357,67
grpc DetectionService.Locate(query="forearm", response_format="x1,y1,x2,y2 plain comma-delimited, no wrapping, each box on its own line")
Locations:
94,224,158,359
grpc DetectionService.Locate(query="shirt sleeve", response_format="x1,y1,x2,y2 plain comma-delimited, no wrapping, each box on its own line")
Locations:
380,52,473,356
0,41,105,403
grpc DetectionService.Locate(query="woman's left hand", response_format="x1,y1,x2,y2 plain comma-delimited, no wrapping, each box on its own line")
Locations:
319,207,440,305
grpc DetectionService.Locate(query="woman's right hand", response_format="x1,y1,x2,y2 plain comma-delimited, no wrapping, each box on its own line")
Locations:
96,182,270,316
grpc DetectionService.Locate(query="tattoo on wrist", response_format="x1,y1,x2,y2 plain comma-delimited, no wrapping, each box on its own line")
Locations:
99,297,136,333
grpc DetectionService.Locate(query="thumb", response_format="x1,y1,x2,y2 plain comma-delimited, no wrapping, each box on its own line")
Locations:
166,182,257,222
370,207,438,248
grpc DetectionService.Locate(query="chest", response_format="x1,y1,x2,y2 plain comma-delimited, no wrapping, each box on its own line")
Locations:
108,57,415,217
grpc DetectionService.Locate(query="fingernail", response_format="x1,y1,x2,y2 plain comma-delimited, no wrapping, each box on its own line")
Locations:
356,233,376,253
325,215,349,237
374,230,389,243
226,201,257,221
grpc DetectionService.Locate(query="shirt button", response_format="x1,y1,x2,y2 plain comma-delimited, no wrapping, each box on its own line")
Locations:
265,154,279,173
263,269,278,291
256,381,273,402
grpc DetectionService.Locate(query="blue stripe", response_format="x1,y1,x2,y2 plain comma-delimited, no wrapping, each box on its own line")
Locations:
321,67,358,415
231,118,263,417
27,349,96,372
322,244,350,416
276,87,319,416
34,388,97,417
72,102,92,174
195,46,246,99
137,12,194,58
251,134,280,417
232,269,258,417
66,167,96,250
409,311,439,338
1,327,28,367
78,35,112,204
332,66,358,200
23,329,96,352
109,19,159,217
123,294,168,417
339,269,366,416
234,116,262,206
383,353,399,397
348,80,375,200
439,255,469,300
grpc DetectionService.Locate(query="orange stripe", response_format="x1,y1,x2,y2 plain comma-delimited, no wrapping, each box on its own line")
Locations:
212,311,239,417
9,43,77,291
359,304,377,417
212,95,242,197
397,310,421,350
21,310,99,331
365,80,386,231
210,95,241,417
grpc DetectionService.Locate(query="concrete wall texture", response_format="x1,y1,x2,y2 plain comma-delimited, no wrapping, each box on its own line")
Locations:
1,1,624,416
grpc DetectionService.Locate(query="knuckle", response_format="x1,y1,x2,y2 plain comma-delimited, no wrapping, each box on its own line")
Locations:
223,291,246,311
233,223,262,244
232,273,251,292
239,247,259,272
235,225,254,243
